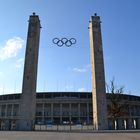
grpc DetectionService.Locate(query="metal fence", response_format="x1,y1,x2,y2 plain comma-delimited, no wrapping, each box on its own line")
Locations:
35,124,94,131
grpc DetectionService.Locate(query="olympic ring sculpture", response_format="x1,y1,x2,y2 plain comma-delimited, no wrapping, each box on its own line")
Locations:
52,38,76,47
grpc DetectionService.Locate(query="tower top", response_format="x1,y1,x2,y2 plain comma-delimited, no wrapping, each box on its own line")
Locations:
29,13,41,28
30,12,39,18
90,13,101,23
94,13,97,16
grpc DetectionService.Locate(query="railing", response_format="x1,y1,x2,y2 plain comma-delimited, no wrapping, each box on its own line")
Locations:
35,124,94,131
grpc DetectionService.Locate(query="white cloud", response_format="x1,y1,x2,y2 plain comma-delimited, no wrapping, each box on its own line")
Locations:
71,64,91,73
78,88,87,92
0,37,24,61
15,58,24,68
73,67,87,73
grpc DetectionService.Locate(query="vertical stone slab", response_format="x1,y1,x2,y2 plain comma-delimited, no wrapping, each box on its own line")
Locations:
118,119,125,130
89,14,108,130
128,118,133,129
137,118,140,129
18,13,41,130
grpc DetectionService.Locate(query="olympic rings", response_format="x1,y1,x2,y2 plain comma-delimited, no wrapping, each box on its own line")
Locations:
52,38,76,47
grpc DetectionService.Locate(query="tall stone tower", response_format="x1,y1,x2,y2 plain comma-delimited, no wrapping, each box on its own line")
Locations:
89,14,108,130
18,13,41,130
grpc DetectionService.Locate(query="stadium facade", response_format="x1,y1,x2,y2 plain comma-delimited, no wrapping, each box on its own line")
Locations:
0,13,140,130
0,92,140,130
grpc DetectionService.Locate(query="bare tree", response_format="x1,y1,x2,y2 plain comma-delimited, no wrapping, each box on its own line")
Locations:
106,78,128,129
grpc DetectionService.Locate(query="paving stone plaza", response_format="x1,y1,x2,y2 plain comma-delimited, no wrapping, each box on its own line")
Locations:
0,131,140,140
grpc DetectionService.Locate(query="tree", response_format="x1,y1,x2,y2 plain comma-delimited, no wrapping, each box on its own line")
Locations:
106,78,128,129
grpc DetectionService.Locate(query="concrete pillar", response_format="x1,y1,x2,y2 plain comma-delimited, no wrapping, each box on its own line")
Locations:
124,119,127,130
18,13,41,130
87,103,89,124
89,13,108,130
133,119,137,129
114,120,117,130
51,103,53,122
60,104,62,123
11,104,14,117
5,104,7,117
42,103,45,123
78,103,80,122
69,103,71,124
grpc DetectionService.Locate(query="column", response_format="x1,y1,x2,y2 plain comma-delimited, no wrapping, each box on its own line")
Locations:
5,104,7,117
124,119,127,130
78,103,80,122
69,103,71,124
18,13,41,130
89,13,108,130
42,103,44,123
11,104,14,117
51,103,53,122
60,104,62,123
87,103,89,124
133,119,137,129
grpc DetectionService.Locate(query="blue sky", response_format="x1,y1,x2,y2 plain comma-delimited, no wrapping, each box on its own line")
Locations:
0,0,140,96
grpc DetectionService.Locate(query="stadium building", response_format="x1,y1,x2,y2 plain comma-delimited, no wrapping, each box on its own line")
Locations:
0,13,140,130
0,92,140,130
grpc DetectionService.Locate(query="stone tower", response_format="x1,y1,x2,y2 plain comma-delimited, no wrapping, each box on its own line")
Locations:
89,14,108,130
18,13,41,130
